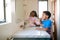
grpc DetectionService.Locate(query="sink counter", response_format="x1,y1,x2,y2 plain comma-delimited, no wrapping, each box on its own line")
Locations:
12,27,50,38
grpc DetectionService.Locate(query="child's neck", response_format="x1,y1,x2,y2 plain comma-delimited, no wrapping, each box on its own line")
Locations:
30,16,34,17
44,18,49,20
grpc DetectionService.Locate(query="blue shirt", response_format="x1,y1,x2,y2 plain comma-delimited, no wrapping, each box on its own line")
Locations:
41,19,52,29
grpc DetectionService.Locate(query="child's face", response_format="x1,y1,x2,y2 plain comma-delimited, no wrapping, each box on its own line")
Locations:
30,12,35,17
42,13,48,20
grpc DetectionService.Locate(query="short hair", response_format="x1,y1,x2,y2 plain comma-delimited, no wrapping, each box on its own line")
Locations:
43,11,51,19
30,11,38,17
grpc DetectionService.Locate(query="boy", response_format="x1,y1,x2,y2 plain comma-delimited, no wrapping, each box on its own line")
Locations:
36,11,52,34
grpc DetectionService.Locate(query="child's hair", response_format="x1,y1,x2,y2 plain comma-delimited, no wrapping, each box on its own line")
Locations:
30,11,38,17
43,11,51,19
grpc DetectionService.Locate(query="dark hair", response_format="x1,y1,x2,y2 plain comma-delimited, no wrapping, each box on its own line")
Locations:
30,11,38,17
43,11,51,19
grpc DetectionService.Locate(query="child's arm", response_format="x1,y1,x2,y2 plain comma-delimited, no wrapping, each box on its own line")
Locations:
36,27,49,31
34,18,41,26
34,22,40,26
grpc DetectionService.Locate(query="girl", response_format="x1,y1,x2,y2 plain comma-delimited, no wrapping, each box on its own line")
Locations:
27,11,40,27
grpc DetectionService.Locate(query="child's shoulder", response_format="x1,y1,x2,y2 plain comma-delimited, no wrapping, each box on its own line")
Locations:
47,19,52,23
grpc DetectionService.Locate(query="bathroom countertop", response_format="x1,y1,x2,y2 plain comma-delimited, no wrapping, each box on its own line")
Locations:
12,27,50,38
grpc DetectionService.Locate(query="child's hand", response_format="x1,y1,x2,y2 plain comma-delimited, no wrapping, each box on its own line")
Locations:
36,28,42,30
38,23,43,26
39,18,42,21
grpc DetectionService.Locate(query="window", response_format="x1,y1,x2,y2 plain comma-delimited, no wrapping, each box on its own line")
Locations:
0,0,11,24
0,0,6,23
39,0,48,18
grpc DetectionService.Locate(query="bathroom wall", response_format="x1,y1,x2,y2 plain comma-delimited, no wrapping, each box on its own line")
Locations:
0,0,20,40
15,0,25,23
23,0,38,18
